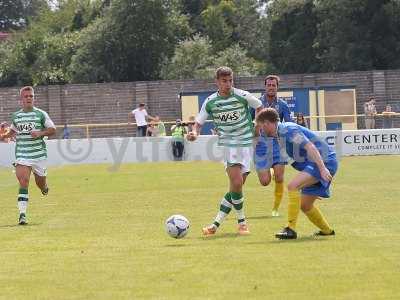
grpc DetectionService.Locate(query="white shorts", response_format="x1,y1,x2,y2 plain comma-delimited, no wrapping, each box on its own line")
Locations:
223,146,253,174
15,159,47,177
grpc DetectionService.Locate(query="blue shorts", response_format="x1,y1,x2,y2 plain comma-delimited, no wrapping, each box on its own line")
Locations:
254,136,288,171
291,158,338,198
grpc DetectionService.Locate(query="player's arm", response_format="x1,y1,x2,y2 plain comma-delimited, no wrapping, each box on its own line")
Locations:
31,112,56,138
243,91,263,137
243,91,263,110
287,128,332,182
304,142,332,182
145,110,155,121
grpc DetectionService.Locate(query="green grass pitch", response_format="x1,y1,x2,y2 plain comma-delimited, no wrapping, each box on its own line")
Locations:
0,156,399,299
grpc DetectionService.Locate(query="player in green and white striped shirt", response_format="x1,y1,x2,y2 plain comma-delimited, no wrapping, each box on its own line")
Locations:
187,66,262,236
0,86,56,225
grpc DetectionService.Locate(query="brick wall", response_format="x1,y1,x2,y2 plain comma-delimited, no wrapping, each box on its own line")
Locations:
1,69,399,138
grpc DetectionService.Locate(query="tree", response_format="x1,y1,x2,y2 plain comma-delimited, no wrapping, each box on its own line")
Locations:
180,0,208,32
160,35,215,79
268,0,320,73
314,0,400,71
214,44,265,77
230,0,261,58
0,0,25,31
33,0,101,34
160,36,264,80
201,0,236,52
68,0,178,83
0,0,48,31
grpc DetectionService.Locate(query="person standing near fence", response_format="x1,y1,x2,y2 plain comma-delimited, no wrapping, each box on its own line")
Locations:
382,104,395,129
154,115,166,137
364,97,377,129
0,86,56,225
296,113,308,128
62,123,70,139
128,103,155,137
171,119,186,160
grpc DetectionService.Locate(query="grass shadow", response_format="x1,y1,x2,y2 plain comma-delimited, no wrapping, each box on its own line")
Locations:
197,232,247,241
164,244,190,248
246,215,277,220
0,222,42,228
268,235,331,244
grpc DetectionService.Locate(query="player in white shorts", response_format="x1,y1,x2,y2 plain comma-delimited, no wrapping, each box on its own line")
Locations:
187,66,262,236
0,86,56,225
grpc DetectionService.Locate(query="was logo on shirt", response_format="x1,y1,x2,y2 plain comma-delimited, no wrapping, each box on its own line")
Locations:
16,122,36,133
215,110,241,122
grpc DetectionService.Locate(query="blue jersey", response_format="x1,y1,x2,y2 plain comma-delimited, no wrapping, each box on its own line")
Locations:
277,122,338,198
260,95,292,122
277,122,336,163
250,96,291,122
253,96,291,170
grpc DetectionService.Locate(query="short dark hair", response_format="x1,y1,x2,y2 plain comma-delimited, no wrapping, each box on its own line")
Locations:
264,75,280,87
215,66,233,79
256,108,280,123
139,103,146,107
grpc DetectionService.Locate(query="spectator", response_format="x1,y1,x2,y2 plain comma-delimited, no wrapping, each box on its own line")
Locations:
171,119,187,160
146,122,156,136
62,123,71,139
295,113,308,128
128,103,154,137
364,97,377,129
154,115,166,137
382,104,396,129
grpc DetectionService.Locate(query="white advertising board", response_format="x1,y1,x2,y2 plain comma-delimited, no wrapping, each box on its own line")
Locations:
1,129,399,168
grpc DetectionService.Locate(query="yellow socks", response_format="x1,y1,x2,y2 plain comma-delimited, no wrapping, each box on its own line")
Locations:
273,182,284,211
305,206,332,234
287,190,301,230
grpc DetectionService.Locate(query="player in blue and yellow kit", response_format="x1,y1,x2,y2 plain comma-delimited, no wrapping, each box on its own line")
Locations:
256,108,337,239
254,75,292,217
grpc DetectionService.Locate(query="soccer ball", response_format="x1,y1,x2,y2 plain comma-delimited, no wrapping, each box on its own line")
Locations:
165,215,190,239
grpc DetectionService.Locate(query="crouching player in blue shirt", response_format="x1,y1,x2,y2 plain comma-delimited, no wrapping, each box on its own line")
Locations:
256,108,338,239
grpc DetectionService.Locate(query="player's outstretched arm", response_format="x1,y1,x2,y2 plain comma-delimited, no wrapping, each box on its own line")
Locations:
304,142,332,182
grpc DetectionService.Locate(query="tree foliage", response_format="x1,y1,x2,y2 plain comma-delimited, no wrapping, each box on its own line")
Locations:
1,0,400,86
268,0,320,73
161,35,265,79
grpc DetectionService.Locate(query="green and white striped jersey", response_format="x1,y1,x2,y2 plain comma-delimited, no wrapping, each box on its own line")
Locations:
10,107,55,161
196,88,262,147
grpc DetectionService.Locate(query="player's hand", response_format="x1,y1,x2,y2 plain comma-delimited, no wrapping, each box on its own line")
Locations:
186,131,197,142
31,131,43,138
320,167,332,182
